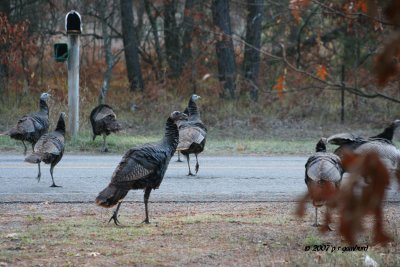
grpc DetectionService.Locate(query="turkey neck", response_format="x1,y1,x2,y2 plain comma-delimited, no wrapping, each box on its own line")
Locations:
39,99,49,115
55,116,66,135
373,124,396,141
188,99,199,119
162,118,179,149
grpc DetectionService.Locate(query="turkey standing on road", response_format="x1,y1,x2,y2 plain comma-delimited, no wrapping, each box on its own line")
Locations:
177,95,207,175
25,112,66,187
176,107,189,162
305,138,343,227
95,111,188,225
90,104,122,152
328,119,400,157
2,92,50,178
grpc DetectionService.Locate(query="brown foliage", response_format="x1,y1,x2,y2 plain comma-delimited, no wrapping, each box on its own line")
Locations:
374,0,400,86
374,35,400,86
297,151,393,245
289,0,311,24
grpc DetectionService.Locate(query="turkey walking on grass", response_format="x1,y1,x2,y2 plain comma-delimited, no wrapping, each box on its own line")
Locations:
90,104,122,152
305,138,343,227
177,95,207,175
2,92,50,178
2,92,50,155
95,111,188,225
25,112,66,187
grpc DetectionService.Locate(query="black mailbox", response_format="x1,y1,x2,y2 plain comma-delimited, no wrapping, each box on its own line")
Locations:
65,10,82,34
54,43,68,62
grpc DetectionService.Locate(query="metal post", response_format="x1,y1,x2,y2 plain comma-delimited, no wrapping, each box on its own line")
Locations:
67,33,80,137
341,65,345,124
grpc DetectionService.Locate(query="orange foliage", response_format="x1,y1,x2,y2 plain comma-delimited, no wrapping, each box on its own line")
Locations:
273,75,285,99
316,64,328,81
0,14,37,65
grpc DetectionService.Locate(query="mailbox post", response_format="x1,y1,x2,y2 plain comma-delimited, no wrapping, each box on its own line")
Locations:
65,10,82,138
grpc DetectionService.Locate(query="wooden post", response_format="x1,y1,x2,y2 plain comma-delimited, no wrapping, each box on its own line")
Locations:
65,10,82,138
68,34,80,137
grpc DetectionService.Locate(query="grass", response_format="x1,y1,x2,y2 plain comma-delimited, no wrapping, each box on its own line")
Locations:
0,131,320,155
0,202,399,266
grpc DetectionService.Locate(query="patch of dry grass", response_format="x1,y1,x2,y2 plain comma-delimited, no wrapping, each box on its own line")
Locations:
0,202,399,266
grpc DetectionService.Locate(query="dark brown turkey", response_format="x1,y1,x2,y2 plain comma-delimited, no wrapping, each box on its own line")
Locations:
305,138,343,227
95,111,188,225
177,94,207,176
2,92,50,179
89,104,122,152
3,92,50,155
25,112,66,187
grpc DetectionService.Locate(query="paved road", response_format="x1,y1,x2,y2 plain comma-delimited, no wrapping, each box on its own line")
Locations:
0,154,399,202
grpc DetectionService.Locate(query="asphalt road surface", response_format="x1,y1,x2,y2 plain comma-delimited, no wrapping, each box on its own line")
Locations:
1,154,399,203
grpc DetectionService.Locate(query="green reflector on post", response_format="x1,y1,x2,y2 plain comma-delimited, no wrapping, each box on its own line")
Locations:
54,43,68,62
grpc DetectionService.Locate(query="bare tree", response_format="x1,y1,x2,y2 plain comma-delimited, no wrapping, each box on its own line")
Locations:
243,0,264,101
144,0,164,81
99,0,116,104
164,0,180,78
120,0,144,91
180,0,197,70
0,0,11,99
212,0,237,99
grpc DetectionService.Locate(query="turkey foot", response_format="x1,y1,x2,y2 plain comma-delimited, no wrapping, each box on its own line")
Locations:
108,212,121,226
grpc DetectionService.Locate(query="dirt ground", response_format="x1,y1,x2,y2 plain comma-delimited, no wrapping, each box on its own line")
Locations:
0,202,399,266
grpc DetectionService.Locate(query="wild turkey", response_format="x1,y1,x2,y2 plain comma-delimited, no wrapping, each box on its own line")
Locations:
25,112,66,187
305,138,343,227
89,104,122,152
3,92,50,156
177,94,207,176
352,140,400,181
328,119,400,157
176,107,189,162
370,119,400,140
95,111,188,225
2,92,50,179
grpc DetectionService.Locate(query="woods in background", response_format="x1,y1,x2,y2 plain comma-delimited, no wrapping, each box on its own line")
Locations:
0,0,400,116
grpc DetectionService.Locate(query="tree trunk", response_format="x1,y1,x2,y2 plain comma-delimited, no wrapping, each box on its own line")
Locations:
120,0,144,91
99,0,114,105
0,0,10,100
144,0,164,82
211,0,236,99
180,0,197,71
164,0,180,78
242,0,263,101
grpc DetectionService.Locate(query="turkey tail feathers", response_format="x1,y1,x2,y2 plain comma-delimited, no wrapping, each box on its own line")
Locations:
95,185,128,208
25,153,42,164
